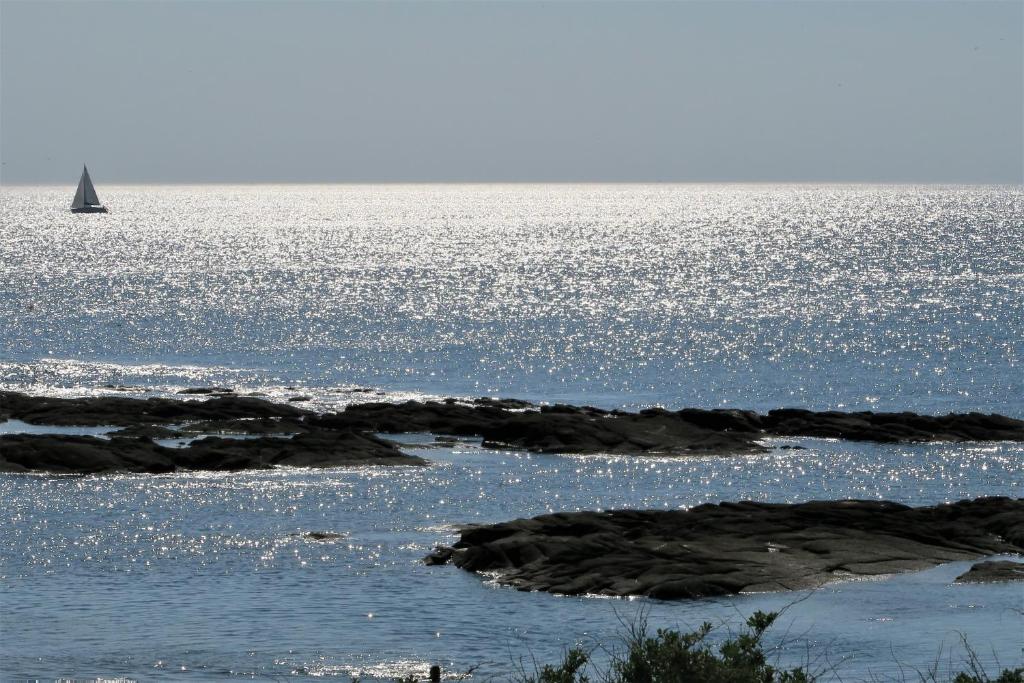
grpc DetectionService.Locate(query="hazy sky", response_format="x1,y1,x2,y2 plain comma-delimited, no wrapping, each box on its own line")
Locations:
1,0,1021,184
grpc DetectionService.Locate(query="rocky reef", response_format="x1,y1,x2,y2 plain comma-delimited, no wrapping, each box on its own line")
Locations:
2,390,1023,474
425,497,1024,598
0,392,421,474
954,559,1024,583
0,430,421,474
313,398,1024,453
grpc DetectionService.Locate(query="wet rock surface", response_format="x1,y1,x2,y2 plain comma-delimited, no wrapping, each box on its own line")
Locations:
954,559,1024,583
0,391,307,427
315,400,1024,449
759,408,1024,443
0,430,422,474
299,531,347,541
427,497,1024,599
314,401,767,455
2,391,1023,474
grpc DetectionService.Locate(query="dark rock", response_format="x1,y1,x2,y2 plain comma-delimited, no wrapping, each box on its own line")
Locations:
954,559,1024,583
311,400,765,456
0,430,424,474
676,408,764,432
427,498,1024,599
761,409,1024,443
0,435,178,474
309,400,1024,455
178,387,234,395
109,425,184,439
101,384,144,392
424,546,455,565
474,397,535,410
0,391,308,427
310,400,513,437
300,531,346,541
288,396,313,402
2,392,1022,475
181,417,309,435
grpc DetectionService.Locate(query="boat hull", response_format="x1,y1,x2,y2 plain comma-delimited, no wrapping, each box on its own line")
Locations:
71,205,108,213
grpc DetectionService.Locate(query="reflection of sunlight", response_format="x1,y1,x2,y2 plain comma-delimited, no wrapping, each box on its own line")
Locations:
3,184,1022,415
2,434,1022,679
2,184,1023,680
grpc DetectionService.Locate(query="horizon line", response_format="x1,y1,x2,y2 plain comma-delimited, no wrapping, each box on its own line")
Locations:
3,179,1023,188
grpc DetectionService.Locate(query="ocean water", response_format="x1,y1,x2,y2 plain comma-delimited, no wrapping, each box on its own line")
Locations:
2,184,1021,413
1,184,1022,680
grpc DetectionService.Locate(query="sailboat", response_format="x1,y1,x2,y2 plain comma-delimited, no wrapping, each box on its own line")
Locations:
70,165,108,213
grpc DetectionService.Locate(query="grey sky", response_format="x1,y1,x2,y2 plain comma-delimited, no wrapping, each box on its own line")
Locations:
1,0,1021,184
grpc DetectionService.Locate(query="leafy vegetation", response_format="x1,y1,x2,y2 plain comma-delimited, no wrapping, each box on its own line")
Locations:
515,611,1021,683
522,611,810,683
385,610,1022,683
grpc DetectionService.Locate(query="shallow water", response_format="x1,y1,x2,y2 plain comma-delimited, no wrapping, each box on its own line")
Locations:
0,418,119,438
2,436,1022,680
1,184,1022,679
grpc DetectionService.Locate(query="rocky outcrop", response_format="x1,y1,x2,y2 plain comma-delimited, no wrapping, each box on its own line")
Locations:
316,400,1024,448
4,391,1023,447
0,430,423,474
0,391,307,427
425,498,1024,599
759,409,1024,443
2,391,1023,474
315,402,766,455
954,559,1024,584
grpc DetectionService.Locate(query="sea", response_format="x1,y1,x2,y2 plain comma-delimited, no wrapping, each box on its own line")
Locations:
0,184,1021,681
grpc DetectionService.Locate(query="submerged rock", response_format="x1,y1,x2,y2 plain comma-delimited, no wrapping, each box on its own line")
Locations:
298,531,347,541
426,497,1024,599
955,559,1024,583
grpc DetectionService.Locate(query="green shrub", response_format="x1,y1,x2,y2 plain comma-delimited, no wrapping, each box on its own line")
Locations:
520,610,1020,683
532,647,590,683
950,666,1023,683
523,611,810,683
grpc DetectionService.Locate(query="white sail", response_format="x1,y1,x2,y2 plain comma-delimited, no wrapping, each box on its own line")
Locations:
71,166,101,209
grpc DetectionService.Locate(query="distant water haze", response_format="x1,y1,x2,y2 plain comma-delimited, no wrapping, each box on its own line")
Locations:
1,0,1021,184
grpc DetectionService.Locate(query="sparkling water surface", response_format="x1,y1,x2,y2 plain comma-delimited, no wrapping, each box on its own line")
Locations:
2,439,1022,681
2,184,1021,412
1,185,1022,679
